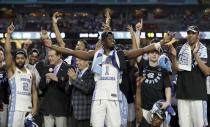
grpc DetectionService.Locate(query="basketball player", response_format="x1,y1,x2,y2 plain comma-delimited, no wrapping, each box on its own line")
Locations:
5,23,38,127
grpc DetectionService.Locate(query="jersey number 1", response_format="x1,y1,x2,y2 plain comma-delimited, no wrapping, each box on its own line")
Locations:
105,66,109,75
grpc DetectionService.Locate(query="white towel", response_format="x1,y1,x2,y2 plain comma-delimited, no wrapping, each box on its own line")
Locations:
178,42,207,71
91,48,120,75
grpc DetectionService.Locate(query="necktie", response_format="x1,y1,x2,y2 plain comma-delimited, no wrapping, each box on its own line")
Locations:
53,65,59,75
78,71,82,78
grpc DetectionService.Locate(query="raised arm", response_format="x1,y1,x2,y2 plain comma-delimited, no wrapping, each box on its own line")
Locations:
127,25,137,50
102,8,112,32
42,37,94,60
105,8,111,28
125,32,174,59
51,45,95,60
135,19,143,48
170,45,179,73
4,23,15,74
52,12,65,48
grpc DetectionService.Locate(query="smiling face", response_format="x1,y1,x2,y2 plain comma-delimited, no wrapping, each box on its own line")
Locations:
47,50,61,65
75,40,87,51
29,52,39,65
76,58,89,71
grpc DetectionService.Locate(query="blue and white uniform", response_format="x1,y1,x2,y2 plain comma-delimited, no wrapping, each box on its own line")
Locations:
8,68,33,127
91,49,128,127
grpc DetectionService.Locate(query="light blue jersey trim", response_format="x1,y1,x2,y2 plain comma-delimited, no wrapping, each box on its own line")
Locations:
8,78,16,112
202,101,208,126
117,71,128,127
7,111,14,127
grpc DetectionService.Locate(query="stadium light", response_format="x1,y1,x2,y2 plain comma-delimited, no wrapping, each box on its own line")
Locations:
156,33,163,38
0,33,4,38
61,32,65,38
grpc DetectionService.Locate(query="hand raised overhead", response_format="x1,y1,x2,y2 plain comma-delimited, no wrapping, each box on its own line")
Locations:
7,22,15,34
102,22,111,32
52,12,61,24
135,19,143,31
40,30,52,48
40,29,49,40
160,31,176,45
127,25,134,33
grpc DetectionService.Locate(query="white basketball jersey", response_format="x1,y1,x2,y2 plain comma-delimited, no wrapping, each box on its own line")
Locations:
93,55,121,100
9,68,32,112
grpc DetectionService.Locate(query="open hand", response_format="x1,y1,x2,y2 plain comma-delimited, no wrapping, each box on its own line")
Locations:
161,32,175,45
40,29,49,40
135,19,143,31
193,42,200,55
127,25,134,33
165,38,178,46
67,68,77,80
40,30,52,47
102,22,111,32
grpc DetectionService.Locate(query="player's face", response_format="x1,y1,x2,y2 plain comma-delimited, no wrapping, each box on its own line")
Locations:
75,41,86,51
29,52,39,65
15,54,26,69
104,34,115,50
187,31,199,45
151,114,163,127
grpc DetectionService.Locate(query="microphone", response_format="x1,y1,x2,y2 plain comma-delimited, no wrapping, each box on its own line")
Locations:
48,67,54,73
46,64,54,84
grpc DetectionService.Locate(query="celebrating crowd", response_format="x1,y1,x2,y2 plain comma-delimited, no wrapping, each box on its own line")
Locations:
0,10,209,127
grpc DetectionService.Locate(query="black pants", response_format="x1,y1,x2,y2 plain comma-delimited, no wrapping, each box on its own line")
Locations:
170,106,180,127
33,113,44,127
70,115,90,127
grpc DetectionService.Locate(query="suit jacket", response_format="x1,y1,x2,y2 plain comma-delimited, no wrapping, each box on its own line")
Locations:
39,62,70,116
71,67,95,120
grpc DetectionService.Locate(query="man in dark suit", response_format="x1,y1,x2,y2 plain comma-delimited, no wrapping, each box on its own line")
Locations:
68,58,95,127
39,49,69,127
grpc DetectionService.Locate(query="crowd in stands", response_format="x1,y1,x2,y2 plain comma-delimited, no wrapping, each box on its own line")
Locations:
0,5,210,32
